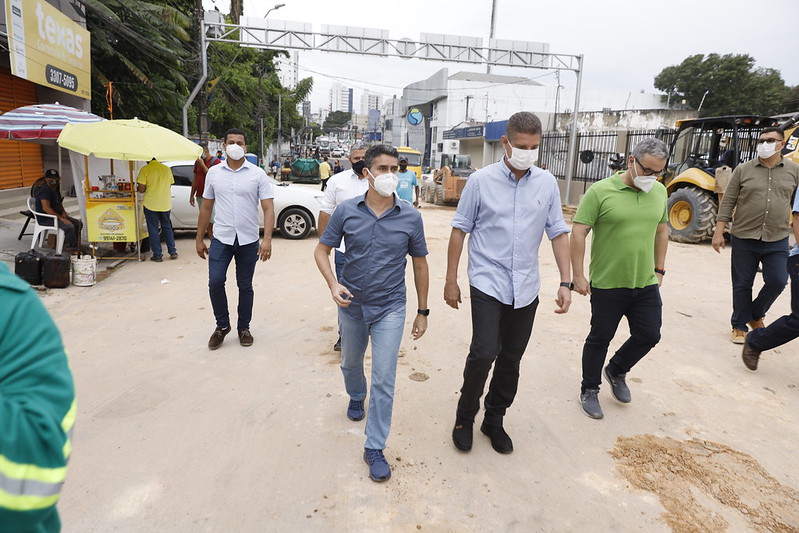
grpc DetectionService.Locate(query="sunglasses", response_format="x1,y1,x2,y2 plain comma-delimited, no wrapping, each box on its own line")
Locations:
757,138,782,144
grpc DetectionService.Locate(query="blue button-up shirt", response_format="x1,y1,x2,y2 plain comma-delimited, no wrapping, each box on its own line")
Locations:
204,160,274,246
320,193,428,322
452,160,570,308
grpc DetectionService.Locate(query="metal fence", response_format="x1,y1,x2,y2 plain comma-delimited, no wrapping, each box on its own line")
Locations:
541,128,678,193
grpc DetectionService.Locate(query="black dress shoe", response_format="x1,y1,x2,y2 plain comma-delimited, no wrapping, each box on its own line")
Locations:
208,326,231,350
742,341,761,371
452,421,473,451
480,422,513,454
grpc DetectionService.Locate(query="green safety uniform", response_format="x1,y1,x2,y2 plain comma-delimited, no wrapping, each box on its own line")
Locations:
0,262,76,533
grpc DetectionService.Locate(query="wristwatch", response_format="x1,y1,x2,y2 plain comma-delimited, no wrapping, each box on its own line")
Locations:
417,308,430,316
560,282,574,290
654,268,666,276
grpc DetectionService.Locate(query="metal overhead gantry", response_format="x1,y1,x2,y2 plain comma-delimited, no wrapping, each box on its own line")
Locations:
183,16,584,201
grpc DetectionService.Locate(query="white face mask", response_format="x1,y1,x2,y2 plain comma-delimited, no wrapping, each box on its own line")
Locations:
368,169,398,197
226,143,245,161
506,141,539,170
631,160,657,193
757,141,780,159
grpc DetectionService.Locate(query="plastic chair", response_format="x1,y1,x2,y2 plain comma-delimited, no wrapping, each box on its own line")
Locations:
27,197,65,254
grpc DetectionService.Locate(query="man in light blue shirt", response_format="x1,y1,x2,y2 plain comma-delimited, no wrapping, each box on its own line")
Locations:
396,158,419,207
742,192,799,370
315,144,429,483
196,128,275,350
445,111,572,454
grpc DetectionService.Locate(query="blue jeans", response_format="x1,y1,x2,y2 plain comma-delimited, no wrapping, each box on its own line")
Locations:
339,307,406,450
581,284,662,392
747,255,799,351
730,236,788,331
208,237,259,331
334,249,345,281
143,207,176,258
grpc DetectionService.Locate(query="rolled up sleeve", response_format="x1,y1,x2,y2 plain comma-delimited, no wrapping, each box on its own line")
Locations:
451,177,479,233
320,204,345,248
320,181,337,215
545,183,570,240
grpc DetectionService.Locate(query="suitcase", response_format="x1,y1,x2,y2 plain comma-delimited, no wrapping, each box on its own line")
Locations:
42,252,71,288
14,250,44,285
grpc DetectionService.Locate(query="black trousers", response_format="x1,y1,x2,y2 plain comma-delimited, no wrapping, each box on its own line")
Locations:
581,284,662,392
456,286,539,426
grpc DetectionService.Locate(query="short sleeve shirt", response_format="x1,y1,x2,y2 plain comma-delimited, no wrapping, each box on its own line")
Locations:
396,170,418,204
33,185,64,223
319,162,332,180
204,160,274,246
137,160,175,212
320,193,428,322
573,172,668,289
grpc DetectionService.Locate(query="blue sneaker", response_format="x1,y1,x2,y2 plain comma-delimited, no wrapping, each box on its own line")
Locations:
347,399,364,421
363,448,391,482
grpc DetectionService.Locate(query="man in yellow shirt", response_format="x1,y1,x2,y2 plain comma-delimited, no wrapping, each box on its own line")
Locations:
137,158,178,262
319,156,333,191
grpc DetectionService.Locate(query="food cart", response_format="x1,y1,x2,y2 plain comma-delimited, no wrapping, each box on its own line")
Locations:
58,118,203,260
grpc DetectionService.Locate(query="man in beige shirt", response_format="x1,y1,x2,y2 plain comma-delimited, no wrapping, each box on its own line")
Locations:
712,126,799,344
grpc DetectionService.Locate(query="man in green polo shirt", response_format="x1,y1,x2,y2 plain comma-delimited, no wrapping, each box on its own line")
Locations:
571,138,670,419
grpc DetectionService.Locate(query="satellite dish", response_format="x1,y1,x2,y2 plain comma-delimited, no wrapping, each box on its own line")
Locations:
580,150,595,164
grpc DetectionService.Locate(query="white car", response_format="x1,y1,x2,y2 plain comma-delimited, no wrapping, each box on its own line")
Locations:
166,161,323,240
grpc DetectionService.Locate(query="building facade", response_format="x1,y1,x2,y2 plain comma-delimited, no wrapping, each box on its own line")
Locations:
0,0,91,190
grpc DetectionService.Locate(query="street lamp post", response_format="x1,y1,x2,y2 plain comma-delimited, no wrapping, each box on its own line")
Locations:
264,3,285,18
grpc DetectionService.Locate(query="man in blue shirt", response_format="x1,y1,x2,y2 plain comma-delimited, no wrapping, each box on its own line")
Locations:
445,111,572,454
742,193,799,370
315,144,430,482
396,158,419,207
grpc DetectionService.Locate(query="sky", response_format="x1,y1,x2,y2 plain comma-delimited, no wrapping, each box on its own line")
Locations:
203,0,799,113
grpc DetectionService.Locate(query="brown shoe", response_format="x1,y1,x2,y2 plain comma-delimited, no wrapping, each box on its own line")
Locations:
731,329,747,344
238,329,254,347
208,326,231,350
741,341,761,371
748,318,765,330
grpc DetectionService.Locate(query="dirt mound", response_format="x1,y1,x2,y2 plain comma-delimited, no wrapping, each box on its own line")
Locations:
611,435,799,532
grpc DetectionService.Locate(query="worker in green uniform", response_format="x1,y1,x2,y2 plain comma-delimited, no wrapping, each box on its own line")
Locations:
0,262,76,533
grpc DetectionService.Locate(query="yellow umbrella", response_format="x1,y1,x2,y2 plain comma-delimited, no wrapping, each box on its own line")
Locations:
57,118,202,161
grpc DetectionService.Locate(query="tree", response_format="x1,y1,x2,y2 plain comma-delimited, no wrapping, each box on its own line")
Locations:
654,54,789,117
198,32,312,153
323,111,351,131
781,85,799,114
81,0,195,130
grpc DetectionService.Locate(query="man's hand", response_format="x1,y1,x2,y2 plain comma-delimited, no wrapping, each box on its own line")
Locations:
554,286,572,314
258,239,272,261
573,274,590,296
60,217,72,226
444,280,462,309
330,283,353,307
711,230,726,253
656,272,664,287
196,239,208,259
189,196,195,207
412,315,428,339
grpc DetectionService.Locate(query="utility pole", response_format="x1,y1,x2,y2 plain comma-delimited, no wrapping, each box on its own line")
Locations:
465,95,473,122
487,0,498,74
196,0,209,142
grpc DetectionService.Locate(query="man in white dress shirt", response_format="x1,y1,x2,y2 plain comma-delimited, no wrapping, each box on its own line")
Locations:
318,143,369,352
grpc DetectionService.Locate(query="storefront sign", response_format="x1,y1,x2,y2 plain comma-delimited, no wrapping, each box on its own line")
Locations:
86,202,145,242
5,0,91,98
443,125,484,140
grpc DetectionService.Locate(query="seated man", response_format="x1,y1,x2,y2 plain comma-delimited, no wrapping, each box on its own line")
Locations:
33,169,82,253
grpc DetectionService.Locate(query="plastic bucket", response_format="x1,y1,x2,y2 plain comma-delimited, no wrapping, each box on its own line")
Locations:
71,256,97,287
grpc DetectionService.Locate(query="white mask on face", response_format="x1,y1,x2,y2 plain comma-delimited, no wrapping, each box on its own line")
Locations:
631,160,657,193
226,143,245,160
757,141,779,159
368,169,399,197
506,141,539,170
